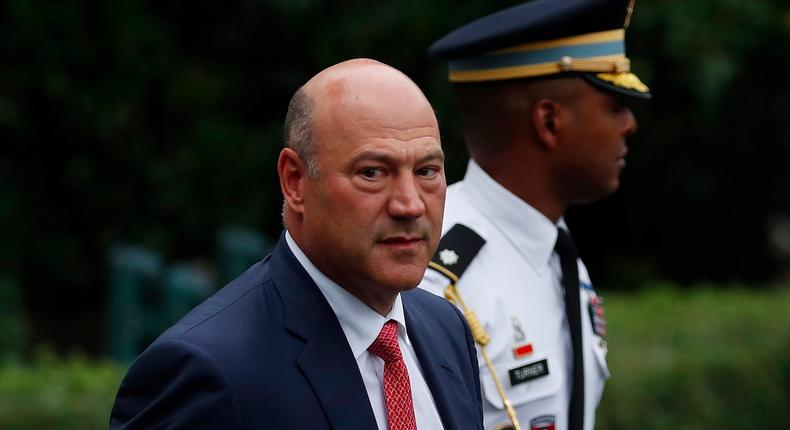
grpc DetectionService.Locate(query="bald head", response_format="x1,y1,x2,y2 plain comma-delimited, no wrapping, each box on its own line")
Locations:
278,59,445,314
284,59,438,177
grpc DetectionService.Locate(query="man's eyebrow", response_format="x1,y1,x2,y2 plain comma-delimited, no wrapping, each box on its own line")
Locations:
348,149,445,166
348,150,395,166
417,149,445,164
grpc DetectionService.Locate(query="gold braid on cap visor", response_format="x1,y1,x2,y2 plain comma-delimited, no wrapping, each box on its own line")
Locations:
595,72,650,93
448,28,644,89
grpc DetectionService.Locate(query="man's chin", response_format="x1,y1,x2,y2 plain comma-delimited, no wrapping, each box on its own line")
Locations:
377,267,427,292
576,181,620,203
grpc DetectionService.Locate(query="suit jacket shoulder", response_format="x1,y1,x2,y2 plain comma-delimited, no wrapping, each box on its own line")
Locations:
111,237,376,429
110,235,483,430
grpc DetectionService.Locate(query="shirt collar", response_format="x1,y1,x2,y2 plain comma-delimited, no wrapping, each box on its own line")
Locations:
285,231,409,359
461,160,562,275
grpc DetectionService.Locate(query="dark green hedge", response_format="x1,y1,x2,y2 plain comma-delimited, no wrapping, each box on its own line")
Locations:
599,285,790,429
0,350,122,430
2,287,788,429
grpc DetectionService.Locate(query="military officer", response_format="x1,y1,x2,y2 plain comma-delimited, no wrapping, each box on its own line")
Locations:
418,1,651,430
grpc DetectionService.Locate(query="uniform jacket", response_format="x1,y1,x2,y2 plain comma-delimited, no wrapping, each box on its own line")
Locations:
420,161,609,430
110,234,484,430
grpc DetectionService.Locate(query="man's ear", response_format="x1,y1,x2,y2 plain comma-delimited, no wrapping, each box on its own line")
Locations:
278,148,307,215
533,98,563,150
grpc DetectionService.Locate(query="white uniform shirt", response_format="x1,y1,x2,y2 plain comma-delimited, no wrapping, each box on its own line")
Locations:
286,232,445,430
418,161,609,430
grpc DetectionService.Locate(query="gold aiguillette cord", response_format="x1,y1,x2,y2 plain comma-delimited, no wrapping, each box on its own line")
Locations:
429,261,521,430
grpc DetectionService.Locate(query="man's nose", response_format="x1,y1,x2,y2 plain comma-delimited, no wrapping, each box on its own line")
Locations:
388,175,426,219
623,107,638,137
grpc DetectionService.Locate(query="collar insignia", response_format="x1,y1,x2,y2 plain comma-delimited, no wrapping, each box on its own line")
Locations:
439,249,460,266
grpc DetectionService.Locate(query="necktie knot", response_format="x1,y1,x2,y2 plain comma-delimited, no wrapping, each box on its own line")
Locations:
369,320,402,363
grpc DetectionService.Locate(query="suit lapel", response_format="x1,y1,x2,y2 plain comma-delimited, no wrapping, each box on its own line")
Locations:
270,236,377,430
404,294,475,430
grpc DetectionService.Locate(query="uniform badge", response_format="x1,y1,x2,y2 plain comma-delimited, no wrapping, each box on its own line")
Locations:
511,317,526,341
530,415,556,430
508,359,549,386
588,293,607,337
513,343,534,359
438,249,459,266
511,317,533,359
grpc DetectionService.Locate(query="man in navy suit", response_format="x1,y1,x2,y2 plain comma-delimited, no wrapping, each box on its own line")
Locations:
110,58,484,429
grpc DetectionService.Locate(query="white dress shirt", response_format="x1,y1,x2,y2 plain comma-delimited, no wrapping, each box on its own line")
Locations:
419,160,609,430
286,232,445,430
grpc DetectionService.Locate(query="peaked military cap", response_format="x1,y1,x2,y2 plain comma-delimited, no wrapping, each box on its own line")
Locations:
428,0,651,98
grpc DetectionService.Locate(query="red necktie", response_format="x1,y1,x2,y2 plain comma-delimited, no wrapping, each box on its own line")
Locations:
368,320,418,430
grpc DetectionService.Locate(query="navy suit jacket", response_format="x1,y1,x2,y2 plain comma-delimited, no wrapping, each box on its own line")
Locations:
110,235,484,429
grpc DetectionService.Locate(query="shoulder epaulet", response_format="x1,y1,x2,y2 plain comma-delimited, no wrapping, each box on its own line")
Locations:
428,223,486,286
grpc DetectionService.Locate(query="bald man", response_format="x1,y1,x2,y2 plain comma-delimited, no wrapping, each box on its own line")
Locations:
109,59,484,430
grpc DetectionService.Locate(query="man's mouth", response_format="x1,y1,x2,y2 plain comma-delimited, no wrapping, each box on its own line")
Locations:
379,236,424,248
616,148,628,167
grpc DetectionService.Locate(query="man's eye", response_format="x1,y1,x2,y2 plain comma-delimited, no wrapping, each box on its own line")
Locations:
611,97,630,113
417,167,439,178
360,168,384,179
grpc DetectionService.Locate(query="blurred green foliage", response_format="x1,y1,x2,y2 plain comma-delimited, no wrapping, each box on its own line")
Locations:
599,285,790,429
0,349,123,430
0,288,787,429
1,0,789,352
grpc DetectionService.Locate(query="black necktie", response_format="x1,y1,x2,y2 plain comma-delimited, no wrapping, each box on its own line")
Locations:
555,228,584,430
